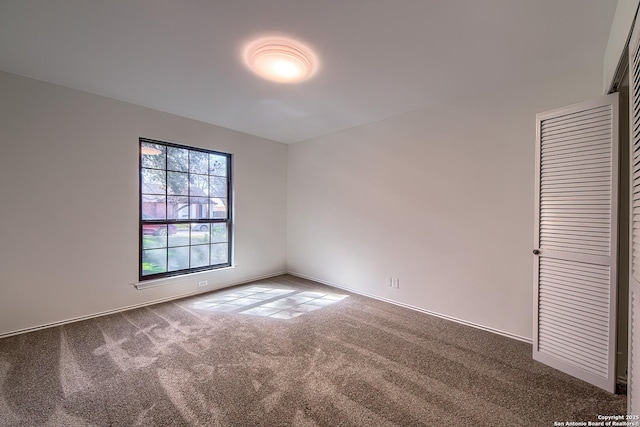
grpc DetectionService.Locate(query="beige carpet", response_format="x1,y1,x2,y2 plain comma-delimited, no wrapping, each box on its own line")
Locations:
0,275,626,426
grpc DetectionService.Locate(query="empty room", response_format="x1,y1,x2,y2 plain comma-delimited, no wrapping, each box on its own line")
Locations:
1,1,639,426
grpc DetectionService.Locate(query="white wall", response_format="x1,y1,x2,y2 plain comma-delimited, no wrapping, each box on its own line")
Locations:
0,62,608,341
0,71,287,336
603,0,639,92
287,67,604,340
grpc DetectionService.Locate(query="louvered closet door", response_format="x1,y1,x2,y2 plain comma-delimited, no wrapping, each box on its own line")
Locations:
534,93,619,393
629,20,640,414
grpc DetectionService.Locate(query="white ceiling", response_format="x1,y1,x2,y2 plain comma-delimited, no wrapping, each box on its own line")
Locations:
0,1,617,144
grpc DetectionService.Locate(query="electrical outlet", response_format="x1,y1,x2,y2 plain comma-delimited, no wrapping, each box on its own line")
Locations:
198,280,208,287
392,278,400,289
387,277,393,288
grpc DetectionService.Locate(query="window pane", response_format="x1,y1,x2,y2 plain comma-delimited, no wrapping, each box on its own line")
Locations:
168,224,189,247
191,245,209,268
141,168,166,195
141,143,166,169
189,197,209,219
143,224,168,236
168,247,189,271
190,151,208,174
190,222,210,232
142,249,167,275
190,224,210,245
189,174,209,197
142,232,167,249
142,195,166,220
211,243,228,265
209,154,227,176
211,223,228,243
210,198,228,219
167,196,188,220
167,171,188,196
209,176,227,198
167,146,188,172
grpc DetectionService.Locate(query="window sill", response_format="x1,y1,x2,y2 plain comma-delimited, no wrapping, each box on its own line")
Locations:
134,265,236,290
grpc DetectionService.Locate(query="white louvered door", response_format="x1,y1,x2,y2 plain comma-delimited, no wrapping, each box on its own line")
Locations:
534,93,620,393
629,20,640,414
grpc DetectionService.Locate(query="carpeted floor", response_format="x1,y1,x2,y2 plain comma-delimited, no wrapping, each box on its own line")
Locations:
0,274,626,426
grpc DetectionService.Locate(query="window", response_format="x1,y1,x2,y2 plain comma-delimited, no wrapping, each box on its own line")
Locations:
139,138,232,280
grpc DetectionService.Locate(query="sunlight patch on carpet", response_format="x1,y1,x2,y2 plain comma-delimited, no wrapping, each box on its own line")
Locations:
190,286,348,319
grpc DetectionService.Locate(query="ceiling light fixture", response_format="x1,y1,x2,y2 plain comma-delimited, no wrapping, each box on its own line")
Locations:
243,36,318,83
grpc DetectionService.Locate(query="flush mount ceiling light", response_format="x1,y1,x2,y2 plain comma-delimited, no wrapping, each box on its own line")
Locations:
243,36,318,83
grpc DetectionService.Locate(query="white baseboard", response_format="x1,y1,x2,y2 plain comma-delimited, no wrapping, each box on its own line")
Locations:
0,271,286,339
287,271,533,344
